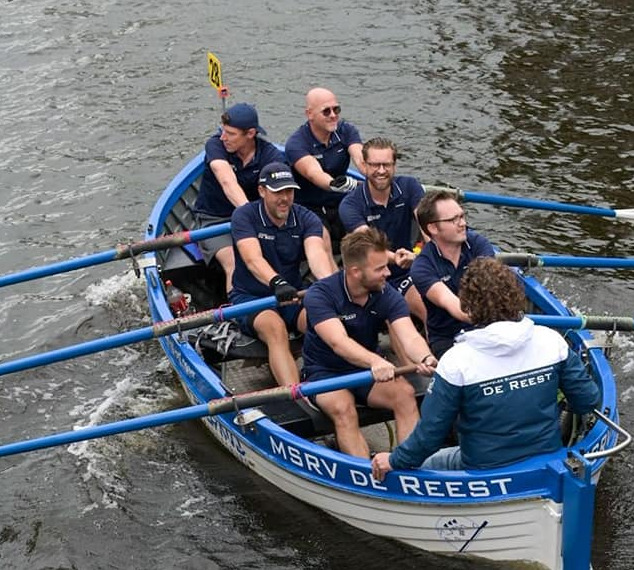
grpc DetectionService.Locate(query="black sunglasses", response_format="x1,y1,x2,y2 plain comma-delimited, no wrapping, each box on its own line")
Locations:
320,105,341,117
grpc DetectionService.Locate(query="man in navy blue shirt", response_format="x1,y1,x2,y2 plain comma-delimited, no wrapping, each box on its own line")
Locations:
338,137,426,328
410,190,495,358
230,162,334,387
302,228,437,458
285,88,364,255
193,103,285,292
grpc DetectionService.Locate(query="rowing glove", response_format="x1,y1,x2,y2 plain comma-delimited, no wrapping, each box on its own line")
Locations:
269,275,299,302
329,175,359,193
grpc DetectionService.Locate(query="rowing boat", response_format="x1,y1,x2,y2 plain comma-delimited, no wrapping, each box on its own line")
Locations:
143,150,627,569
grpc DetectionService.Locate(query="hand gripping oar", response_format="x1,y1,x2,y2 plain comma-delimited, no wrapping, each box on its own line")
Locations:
526,314,634,332
447,188,634,221
497,252,634,269
0,292,301,378
0,364,417,457
0,223,230,289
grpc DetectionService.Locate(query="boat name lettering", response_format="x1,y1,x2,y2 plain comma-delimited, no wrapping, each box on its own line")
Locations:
398,475,512,498
209,417,246,456
270,437,337,478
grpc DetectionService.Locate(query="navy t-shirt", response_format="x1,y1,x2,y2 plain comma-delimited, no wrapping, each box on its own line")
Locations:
194,133,285,218
231,200,324,297
338,176,424,281
285,121,362,208
410,230,495,345
302,271,410,381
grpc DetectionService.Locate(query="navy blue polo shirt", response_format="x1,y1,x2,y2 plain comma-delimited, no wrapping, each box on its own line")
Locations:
302,271,410,381
338,176,424,281
410,229,495,345
231,200,324,297
285,121,362,209
194,133,285,218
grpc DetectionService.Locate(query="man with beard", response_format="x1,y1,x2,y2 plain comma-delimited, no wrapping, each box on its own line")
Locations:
411,190,495,359
193,103,285,293
229,162,334,388
338,137,427,326
285,87,364,257
301,228,437,458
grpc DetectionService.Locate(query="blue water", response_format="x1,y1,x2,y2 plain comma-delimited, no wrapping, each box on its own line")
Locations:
1,1,632,568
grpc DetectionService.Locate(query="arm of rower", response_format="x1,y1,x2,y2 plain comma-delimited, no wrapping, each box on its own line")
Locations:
293,155,334,191
235,237,277,286
304,235,336,280
348,142,365,176
210,159,250,208
314,318,388,369
426,281,471,323
389,317,433,362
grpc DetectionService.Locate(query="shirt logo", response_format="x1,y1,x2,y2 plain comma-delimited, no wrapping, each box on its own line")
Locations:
258,232,275,241
367,214,381,222
440,275,451,282
340,314,357,321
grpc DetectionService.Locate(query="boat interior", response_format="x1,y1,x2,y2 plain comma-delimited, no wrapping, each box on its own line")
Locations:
152,173,592,453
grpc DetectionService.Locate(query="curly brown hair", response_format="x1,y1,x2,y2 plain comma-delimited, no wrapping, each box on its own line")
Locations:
459,258,525,326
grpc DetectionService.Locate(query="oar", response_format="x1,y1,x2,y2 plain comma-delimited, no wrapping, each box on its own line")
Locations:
526,314,634,332
0,223,230,289
448,188,634,221
0,364,417,457
0,292,295,378
497,252,634,269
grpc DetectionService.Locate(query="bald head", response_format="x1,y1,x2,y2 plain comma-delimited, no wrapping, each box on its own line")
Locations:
306,88,336,111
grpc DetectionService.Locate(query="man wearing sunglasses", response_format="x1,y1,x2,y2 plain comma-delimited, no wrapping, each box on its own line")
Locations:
285,88,364,255
338,138,427,331
411,190,495,359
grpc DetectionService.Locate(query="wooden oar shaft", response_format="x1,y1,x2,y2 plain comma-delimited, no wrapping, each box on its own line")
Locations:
527,314,634,332
497,252,634,269
0,294,296,378
0,365,418,457
0,223,231,288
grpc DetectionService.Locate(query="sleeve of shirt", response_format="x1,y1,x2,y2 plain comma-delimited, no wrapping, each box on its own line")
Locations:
284,128,309,165
470,231,496,257
405,177,424,209
339,121,362,146
338,191,366,232
205,134,229,161
230,205,257,242
557,348,601,414
261,141,286,164
302,208,326,238
410,252,440,296
383,287,411,323
389,373,461,469
304,282,340,327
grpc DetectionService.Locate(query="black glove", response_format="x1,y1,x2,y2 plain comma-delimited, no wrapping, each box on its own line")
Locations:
329,175,358,193
269,274,299,303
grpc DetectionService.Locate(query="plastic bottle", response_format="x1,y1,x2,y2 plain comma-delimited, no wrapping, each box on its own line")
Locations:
165,280,189,316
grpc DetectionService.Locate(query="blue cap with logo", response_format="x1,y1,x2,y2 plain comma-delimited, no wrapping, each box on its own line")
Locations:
224,102,267,135
258,162,300,192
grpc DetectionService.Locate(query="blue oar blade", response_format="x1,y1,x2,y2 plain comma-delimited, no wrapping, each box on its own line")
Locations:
498,252,634,269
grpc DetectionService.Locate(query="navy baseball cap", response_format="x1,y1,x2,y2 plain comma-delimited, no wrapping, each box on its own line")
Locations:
224,103,267,135
258,162,300,192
